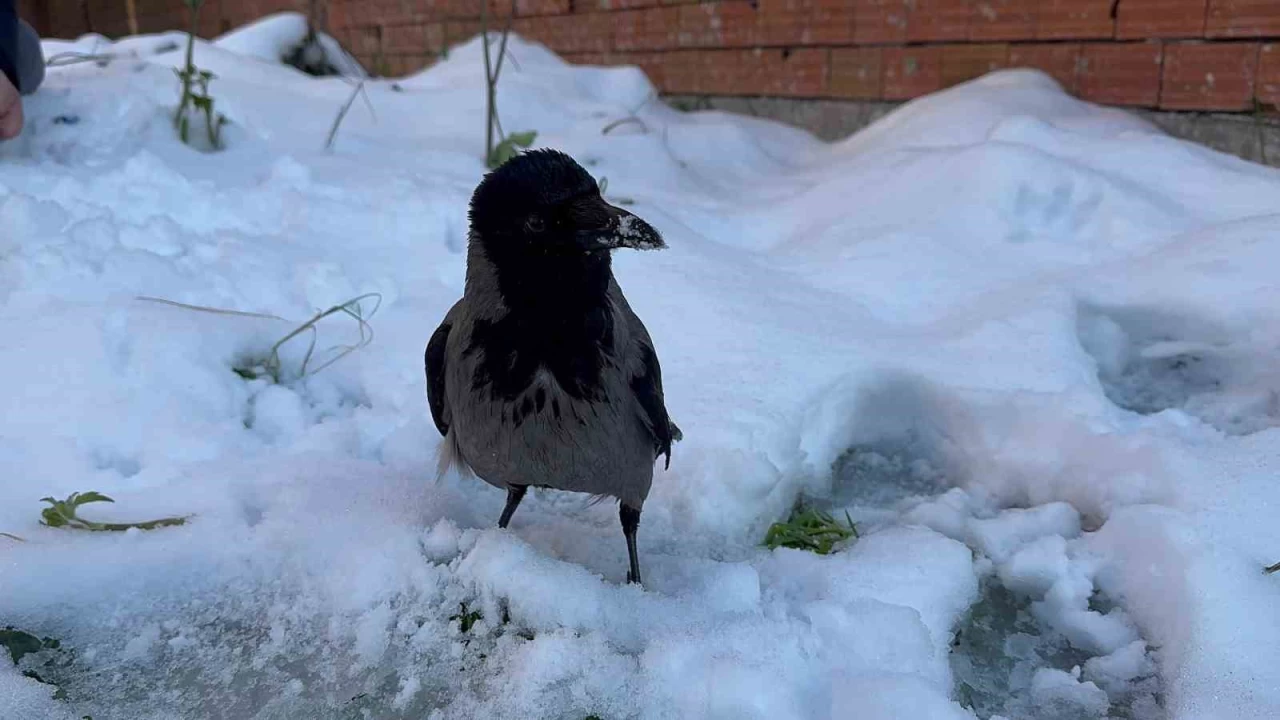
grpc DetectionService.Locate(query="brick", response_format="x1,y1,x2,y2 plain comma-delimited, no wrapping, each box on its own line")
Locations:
484,0,517,19
969,0,1037,40
830,47,883,98
766,48,829,96
516,13,612,53
516,0,571,14
614,6,680,51
694,48,827,96
942,42,1009,86
1206,0,1280,37
563,52,610,65
1260,44,1280,107
1008,42,1082,91
357,0,431,27
429,0,482,18
663,50,701,92
677,1,758,49
139,7,199,34
626,52,668,88
697,50,748,94
1037,0,1115,39
699,49,757,94
1077,41,1163,106
426,23,447,51
757,0,815,46
384,54,431,77
382,23,429,53
512,16,554,45
327,1,355,30
812,0,857,44
594,0,663,9
1161,42,1260,110
855,0,910,44
445,20,483,47
348,25,382,55
1117,0,1207,38
909,0,973,42
883,45,944,99
557,12,613,53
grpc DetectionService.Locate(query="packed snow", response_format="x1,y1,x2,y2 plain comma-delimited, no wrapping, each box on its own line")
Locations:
3,12,1280,720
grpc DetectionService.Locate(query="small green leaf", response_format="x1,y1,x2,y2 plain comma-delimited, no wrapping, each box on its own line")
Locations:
449,602,483,634
40,507,67,528
73,492,114,506
507,130,536,147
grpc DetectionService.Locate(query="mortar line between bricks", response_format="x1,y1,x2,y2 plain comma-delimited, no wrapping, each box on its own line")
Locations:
1155,39,1168,109
1251,41,1264,110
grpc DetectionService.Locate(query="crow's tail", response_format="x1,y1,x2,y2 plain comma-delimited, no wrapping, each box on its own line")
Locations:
434,429,473,482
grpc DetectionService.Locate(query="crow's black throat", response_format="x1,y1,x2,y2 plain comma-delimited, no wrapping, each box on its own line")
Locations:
466,249,616,409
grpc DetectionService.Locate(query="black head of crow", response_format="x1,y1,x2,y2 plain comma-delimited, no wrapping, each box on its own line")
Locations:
425,148,681,586
468,147,666,257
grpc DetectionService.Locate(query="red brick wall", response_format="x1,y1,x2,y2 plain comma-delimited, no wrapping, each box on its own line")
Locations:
24,0,1280,112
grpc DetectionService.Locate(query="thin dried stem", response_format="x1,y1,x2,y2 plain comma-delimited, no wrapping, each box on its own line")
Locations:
325,79,365,151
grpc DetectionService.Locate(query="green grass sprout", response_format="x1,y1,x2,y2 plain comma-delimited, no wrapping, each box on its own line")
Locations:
763,506,859,555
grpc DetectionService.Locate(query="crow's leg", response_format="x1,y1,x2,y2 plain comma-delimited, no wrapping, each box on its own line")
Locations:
620,504,643,585
498,485,528,529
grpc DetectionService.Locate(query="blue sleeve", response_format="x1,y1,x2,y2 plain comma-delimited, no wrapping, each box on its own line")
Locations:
0,0,18,91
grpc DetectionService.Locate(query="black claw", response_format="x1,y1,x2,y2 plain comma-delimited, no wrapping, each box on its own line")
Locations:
498,485,528,529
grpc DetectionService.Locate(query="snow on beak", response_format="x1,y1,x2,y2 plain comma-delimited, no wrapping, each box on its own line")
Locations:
576,197,667,252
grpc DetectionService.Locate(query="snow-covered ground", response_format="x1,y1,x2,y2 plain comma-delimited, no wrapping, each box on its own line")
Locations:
3,13,1279,720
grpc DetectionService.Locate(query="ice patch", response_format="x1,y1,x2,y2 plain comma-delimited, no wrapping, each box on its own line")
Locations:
1078,304,1280,436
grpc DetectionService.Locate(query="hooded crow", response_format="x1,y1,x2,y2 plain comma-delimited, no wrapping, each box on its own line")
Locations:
425,149,680,585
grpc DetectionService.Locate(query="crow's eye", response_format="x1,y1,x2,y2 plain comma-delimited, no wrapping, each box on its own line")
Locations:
525,215,546,233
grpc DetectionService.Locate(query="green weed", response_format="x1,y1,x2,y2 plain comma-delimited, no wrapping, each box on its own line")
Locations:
479,0,537,169
450,602,483,634
173,0,227,150
39,491,189,532
487,130,537,169
763,506,858,556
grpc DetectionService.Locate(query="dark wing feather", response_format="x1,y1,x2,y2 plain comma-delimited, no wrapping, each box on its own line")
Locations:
631,341,678,469
425,320,451,437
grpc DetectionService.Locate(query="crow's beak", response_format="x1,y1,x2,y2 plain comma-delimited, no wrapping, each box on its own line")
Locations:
576,197,666,252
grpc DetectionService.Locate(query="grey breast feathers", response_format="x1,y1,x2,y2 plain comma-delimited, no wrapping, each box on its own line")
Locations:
431,283,664,508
